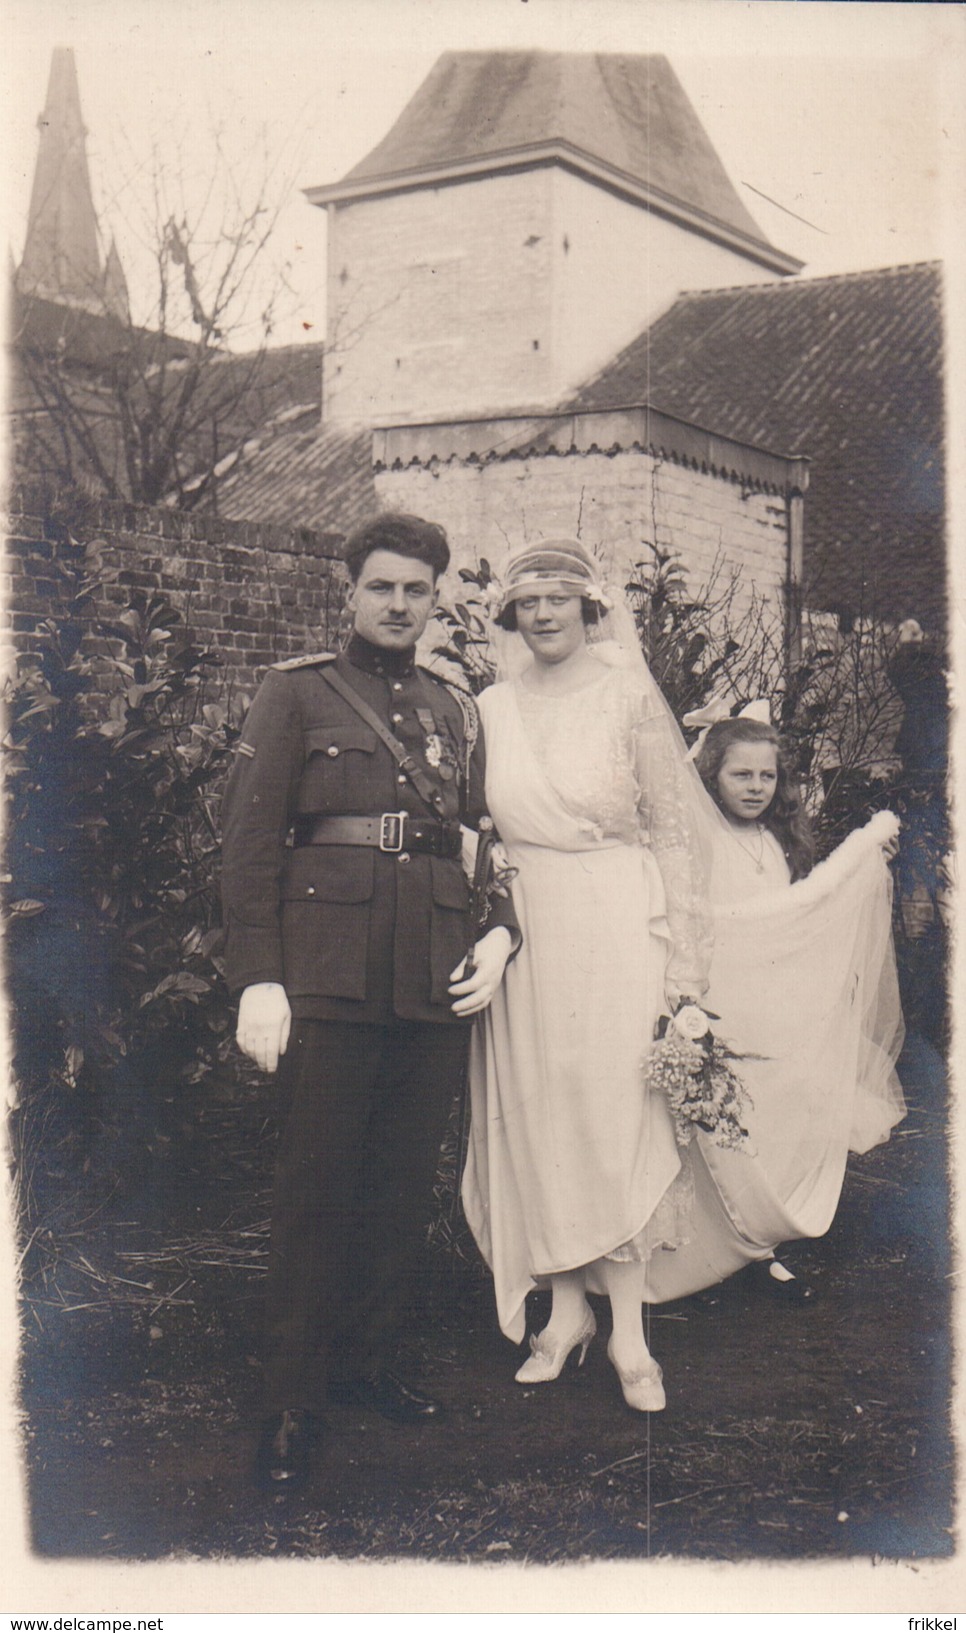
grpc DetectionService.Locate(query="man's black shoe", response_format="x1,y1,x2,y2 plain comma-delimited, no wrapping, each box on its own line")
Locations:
255,1409,320,1492
328,1370,444,1423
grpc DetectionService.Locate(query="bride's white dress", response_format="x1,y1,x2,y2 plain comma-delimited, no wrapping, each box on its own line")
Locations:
461,665,711,1342
461,665,905,1342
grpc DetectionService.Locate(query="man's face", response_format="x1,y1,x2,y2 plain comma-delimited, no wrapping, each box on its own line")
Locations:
348,549,439,651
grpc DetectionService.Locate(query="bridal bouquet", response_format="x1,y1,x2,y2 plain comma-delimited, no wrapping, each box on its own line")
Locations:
645,1003,753,1152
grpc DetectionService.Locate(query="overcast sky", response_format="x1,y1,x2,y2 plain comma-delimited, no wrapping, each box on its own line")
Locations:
4,0,964,349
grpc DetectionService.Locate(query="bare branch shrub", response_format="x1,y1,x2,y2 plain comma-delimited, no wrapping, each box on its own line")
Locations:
13,118,306,509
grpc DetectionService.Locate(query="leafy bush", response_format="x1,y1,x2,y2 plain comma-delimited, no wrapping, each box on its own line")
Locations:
431,556,498,694
4,563,245,1226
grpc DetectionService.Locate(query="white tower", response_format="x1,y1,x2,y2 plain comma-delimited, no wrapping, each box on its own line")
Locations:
306,52,801,426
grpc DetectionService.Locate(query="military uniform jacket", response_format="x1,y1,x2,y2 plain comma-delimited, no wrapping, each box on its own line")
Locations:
220,634,518,1025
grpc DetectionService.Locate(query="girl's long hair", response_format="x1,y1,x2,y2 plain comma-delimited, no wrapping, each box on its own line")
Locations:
696,718,815,881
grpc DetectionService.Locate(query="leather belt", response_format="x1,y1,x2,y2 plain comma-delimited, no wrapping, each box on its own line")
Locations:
293,812,462,857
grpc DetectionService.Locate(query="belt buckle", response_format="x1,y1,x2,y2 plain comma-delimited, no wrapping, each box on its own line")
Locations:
379,811,407,853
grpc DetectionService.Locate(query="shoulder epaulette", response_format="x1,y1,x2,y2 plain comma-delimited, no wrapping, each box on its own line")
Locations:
416,664,473,699
442,679,480,764
415,662,447,684
272,651,337,671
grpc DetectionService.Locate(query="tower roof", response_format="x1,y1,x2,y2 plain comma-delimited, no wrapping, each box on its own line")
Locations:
18,47,104,310
307,51,800,275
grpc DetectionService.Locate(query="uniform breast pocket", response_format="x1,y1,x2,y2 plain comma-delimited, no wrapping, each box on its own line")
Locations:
297,724,379,813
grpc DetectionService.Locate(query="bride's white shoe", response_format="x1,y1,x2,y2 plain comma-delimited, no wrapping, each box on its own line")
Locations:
607,1336,666,1412
514,1308,597,1384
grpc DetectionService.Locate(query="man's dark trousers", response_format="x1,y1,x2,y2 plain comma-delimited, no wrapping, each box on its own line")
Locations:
262,1018,468,1411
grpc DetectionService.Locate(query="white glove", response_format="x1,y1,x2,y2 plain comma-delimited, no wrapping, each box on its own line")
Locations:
448,926,513,1017
236,981,292,1074
664,984,707,1015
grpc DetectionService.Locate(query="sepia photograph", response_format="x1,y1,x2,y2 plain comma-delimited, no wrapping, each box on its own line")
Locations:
3,0,963,1614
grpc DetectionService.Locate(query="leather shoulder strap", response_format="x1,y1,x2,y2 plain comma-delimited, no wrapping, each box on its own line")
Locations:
317,665,445,814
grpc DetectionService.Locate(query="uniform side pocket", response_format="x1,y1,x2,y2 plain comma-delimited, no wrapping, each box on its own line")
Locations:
280,846,374,999
428,855,471,1005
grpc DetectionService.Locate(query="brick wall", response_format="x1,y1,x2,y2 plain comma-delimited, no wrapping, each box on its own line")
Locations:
3,486,347,696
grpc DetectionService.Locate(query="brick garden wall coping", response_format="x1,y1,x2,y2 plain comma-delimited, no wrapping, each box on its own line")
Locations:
3,487,348,697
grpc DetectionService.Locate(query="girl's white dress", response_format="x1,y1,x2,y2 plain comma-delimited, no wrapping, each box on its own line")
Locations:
461,666,905,1341
643,808,905,1301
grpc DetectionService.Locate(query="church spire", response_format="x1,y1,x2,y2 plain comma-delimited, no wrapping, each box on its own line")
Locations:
101,237,130,322
18,47,104,310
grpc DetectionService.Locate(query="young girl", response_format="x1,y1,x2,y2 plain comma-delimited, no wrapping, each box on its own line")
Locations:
694,714,816,1299
674,709,904,1305
694,714,814,889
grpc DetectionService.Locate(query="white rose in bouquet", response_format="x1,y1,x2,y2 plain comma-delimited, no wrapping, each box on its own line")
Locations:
670,1004,712,1043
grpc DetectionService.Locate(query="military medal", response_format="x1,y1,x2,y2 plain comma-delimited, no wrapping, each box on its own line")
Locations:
417,707,454,777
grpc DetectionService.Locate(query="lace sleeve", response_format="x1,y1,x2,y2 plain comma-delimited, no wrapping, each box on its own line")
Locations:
633,705,714,998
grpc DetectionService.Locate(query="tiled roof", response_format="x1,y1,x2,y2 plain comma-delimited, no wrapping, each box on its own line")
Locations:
10,287,194,375
213,412,375,534
9,292,329,507
205,340,324,422
311,52,797,272
571,263,946,627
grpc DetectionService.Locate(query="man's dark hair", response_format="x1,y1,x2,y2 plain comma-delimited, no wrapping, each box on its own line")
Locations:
343,513,451,583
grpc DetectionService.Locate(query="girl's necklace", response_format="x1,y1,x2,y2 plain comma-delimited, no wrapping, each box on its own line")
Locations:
732,820,766,873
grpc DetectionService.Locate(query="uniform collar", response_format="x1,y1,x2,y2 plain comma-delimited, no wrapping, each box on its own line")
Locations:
345,631,418,679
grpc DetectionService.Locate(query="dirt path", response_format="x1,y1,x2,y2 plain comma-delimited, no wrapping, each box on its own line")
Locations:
20,1033,951,1563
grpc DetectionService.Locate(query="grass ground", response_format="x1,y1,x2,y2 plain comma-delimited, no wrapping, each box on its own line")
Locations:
18,1032,953,1564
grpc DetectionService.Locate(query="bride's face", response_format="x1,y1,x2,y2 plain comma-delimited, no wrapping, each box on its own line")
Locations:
514,591,587,664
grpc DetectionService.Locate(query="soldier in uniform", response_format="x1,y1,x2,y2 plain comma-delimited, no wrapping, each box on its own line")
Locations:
221,513,518,1491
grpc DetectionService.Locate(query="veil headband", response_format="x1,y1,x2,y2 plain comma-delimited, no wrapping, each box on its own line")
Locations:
497,539,614,614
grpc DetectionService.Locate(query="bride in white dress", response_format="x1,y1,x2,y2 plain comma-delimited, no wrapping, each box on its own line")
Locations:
461,540,713,1412
461,539,905,1414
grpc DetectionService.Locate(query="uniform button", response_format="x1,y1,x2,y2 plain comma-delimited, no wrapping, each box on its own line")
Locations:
397,774,407,785
398,851,411,865
306,886,316,896
327,745,339,757
392,712,403,724
392,682,403,692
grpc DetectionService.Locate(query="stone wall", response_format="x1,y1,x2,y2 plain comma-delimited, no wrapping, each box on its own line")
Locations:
373,407,807,651
3,486,347,696
323,165,785,430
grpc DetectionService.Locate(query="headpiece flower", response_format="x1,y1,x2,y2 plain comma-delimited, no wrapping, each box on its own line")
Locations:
682,696,772,761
